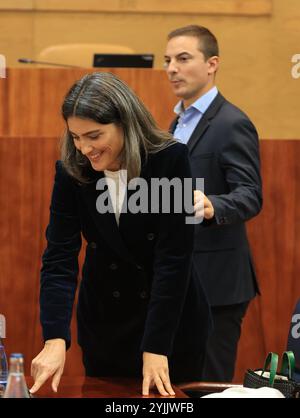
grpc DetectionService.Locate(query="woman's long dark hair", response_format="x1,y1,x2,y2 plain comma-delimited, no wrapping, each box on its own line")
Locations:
61,72,175,182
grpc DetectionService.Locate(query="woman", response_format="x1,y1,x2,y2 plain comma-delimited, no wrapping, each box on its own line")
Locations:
30,72,211,396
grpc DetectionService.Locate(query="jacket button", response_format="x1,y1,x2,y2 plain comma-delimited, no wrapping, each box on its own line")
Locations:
109,263,118,270
90,242,97,249
140,291,148,299
136,264,143,271
147,233,155,241
113,291,120,298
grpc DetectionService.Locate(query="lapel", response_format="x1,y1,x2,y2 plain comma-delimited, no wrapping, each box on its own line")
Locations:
170,93,226,154
187,93,225,153
169,117,179,134
80,172,136,264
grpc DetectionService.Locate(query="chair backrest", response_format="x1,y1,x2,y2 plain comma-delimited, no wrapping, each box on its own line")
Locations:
36,43,135,67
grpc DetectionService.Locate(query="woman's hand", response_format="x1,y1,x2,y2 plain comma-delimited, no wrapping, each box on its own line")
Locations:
30,338,66,394
142,352,175,396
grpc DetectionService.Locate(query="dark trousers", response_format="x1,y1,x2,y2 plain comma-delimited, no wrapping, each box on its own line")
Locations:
201,302,249,382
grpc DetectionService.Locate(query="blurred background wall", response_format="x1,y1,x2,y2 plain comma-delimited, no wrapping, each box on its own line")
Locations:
0,0,299,139
1,0,300,383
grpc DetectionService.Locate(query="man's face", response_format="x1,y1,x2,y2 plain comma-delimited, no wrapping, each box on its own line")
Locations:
164,35,219,107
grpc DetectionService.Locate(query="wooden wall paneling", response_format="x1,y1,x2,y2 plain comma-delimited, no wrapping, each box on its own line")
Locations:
2,2,300,139
111,68,177,131
0,69,300,380
0,0,33,10
1,138,300,381
1,129,300,380
4,69,74,137
0,10,34,68
0,0,273,16
0,78,8,135
234,140,300,382
1,68,177,137
0,136,84,375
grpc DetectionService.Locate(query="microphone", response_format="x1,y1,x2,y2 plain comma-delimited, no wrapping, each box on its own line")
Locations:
18,58,83,68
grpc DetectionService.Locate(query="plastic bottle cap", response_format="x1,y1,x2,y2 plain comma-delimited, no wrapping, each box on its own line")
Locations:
10,353,23,358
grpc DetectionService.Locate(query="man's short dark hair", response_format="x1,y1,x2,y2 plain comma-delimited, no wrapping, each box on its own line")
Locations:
167,25,219,60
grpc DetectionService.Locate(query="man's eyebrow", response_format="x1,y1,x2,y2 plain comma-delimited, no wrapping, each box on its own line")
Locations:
69,129,101,136
164,52,192,59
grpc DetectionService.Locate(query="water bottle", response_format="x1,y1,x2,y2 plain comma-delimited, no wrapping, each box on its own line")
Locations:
0,314,8,387
3,353,30,398
0,341,8,386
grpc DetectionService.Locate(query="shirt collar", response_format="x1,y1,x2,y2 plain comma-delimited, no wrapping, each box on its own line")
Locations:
174,86,219,116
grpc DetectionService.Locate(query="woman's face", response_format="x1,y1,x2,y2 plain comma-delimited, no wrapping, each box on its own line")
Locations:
68,117,125,171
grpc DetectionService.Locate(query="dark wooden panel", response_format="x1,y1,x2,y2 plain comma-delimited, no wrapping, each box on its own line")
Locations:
1,68,177,137
234,140,300,381
1,137,300,383
0,77,8,135
24,376,187,398
0,136,83,376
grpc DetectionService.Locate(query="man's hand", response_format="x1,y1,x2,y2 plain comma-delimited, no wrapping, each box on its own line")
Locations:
30,338,66,394
142,352,175,396
194,190,215,220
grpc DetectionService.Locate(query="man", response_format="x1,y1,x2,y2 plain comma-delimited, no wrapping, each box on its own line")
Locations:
164,25,262,382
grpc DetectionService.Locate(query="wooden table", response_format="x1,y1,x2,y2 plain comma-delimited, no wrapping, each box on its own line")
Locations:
26,376,188,398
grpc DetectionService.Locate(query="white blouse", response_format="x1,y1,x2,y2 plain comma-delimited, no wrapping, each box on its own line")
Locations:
104,169,127,226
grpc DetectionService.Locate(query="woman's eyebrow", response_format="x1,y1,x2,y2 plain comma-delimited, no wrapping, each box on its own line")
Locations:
69,129,101,136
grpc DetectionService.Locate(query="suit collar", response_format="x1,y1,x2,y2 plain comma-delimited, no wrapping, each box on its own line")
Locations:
187,92,225,153
199,91,225,121
170,93,226,153
174,86,219,116
169,117,178,134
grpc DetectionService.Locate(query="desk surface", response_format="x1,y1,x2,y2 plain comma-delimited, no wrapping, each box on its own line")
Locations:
26,376,188,398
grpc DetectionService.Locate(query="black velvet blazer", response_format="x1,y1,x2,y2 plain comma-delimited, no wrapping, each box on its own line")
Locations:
40,142,211,381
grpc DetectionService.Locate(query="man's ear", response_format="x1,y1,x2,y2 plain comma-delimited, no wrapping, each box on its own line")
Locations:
207,56,219,75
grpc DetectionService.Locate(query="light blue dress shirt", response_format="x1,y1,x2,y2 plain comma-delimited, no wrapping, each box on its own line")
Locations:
173,86,218,144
